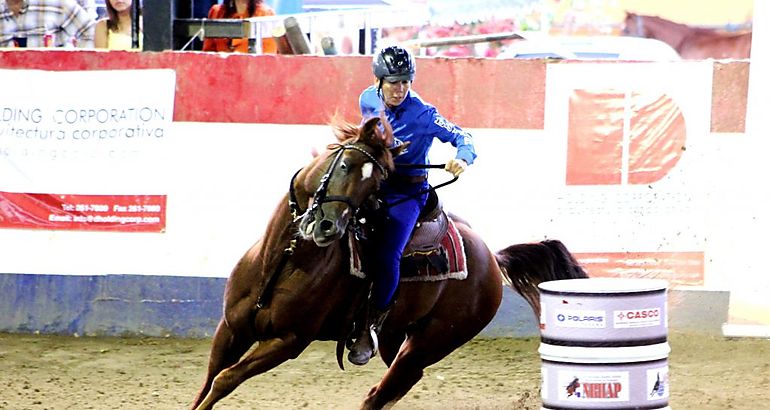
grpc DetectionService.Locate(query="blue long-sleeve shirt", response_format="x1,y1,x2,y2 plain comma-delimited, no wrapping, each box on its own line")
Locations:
359,86,476,177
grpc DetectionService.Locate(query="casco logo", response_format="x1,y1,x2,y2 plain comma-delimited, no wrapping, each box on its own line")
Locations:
566,90,686,186
614,307,663,329
617,309,660,320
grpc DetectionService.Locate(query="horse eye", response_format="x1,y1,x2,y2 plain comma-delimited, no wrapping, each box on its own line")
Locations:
339,162,348,171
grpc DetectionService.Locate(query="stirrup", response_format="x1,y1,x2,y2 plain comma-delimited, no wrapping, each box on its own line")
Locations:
369,325,379,357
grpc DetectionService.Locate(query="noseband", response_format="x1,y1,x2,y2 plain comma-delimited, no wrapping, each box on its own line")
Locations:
289,143,388,223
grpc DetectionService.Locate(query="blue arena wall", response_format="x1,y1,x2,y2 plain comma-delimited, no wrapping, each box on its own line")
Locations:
0,273,540,338
0,274,224,337
0,273,727,338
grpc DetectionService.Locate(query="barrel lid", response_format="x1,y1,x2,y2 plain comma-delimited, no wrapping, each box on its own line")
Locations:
539,278,668,295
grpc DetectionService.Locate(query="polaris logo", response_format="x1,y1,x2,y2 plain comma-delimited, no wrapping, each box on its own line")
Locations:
554,309,606,328
558,314,604,322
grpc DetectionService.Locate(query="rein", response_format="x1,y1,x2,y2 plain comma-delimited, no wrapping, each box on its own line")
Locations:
310,144,388,217
386,163,459,207
261,153,454,310
288,143,388,222
258,143,388,309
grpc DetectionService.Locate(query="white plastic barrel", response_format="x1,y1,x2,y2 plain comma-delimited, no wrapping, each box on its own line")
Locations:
538,278,670,410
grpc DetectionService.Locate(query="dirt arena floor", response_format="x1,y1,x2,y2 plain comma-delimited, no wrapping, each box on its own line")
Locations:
0,330,767,410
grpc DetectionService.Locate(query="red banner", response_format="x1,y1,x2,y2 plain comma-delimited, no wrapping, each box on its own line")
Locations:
0,192,166,232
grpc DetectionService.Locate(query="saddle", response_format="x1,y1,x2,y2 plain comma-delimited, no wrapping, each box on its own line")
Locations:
404,189,447,256
349,189,467,282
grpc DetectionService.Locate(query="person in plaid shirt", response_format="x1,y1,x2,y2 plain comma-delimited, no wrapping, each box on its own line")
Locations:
0,0,95,48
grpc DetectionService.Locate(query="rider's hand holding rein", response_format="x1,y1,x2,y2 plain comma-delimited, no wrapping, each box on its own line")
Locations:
445,158,467,177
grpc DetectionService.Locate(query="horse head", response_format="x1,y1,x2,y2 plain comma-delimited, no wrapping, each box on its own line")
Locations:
623,12,645,37
297,115,408,247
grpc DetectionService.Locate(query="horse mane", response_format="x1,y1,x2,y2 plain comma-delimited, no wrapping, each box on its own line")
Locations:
626,12,724,35
328,114,397,172
330,115,362,143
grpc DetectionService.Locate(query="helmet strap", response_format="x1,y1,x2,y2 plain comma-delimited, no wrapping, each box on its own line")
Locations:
376,79,383,98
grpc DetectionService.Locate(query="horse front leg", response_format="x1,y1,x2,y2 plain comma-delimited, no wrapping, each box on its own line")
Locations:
193,333,309,410
191,318,256,410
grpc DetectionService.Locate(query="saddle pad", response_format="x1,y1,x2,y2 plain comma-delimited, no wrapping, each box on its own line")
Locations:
348,217,467,282
400,217,467,282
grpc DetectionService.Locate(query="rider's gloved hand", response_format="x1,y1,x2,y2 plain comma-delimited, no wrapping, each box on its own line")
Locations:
445,159,467,177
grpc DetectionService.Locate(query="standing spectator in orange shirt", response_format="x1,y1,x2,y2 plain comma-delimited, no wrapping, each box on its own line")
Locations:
202,0,277,54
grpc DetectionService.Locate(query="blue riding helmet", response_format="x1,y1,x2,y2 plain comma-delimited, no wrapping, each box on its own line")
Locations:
372,46,416,82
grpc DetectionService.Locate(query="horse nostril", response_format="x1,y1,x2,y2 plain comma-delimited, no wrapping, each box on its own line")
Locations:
319,219,334,233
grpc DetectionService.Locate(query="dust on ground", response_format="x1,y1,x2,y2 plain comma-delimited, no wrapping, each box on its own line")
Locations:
0,331,767,409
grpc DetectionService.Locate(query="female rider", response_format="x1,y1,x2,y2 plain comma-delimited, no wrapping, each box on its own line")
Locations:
348,45,477,365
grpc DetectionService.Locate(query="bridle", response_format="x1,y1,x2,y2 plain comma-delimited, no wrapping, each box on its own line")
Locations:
258,143,387,309
258,143,447,310
289,143,388,223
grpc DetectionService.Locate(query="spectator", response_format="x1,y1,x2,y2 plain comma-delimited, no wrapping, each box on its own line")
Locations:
94,0,141,50
202,0,277,54
0,0,95,47
77,0,96,19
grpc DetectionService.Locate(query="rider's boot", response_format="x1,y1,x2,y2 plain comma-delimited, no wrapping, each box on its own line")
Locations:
347,304,390,366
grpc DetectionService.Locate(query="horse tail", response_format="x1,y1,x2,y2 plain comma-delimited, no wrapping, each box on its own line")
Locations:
495,239,588,317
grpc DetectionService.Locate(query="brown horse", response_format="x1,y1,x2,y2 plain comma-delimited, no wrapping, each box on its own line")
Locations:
623,12,752,59
190,116,588,410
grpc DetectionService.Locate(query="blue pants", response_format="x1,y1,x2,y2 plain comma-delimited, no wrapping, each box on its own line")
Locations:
369,180,428,309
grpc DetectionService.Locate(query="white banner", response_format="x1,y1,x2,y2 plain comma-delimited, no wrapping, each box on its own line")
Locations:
0,69,175,195
543,61,713,253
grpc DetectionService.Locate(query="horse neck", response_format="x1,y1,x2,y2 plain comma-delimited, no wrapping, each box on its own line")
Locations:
260,194,297,254
643,16,694,51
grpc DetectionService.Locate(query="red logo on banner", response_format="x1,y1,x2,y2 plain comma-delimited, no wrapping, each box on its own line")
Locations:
566,89,686,185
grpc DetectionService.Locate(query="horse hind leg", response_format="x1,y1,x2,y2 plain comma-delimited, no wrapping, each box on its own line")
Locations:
191,318,257,410
193,333,309,410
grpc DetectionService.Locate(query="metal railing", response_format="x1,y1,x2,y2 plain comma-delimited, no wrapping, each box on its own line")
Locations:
173,6,430,54
403,31,526,55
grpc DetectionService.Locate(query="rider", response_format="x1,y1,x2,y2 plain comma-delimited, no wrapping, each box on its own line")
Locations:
348,45,477,365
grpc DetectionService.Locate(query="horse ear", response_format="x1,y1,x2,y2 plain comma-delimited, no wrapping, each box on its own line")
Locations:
361,116,381,141
390,141,410,157
361,114,395,147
